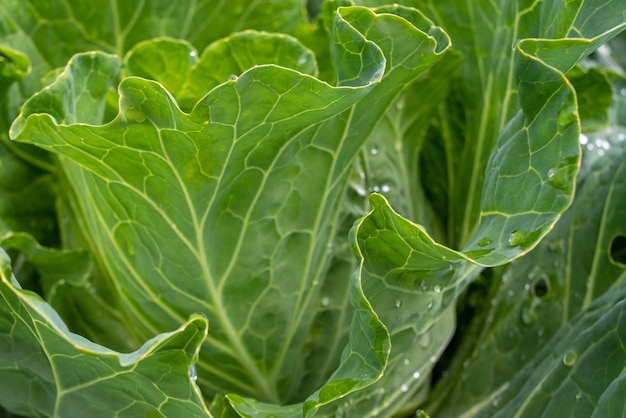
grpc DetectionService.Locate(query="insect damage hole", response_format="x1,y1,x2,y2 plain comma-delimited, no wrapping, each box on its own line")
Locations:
531,276,550,298
609,234,626,266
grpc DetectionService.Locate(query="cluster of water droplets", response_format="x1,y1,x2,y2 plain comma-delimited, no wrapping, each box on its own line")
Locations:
580,133,612,156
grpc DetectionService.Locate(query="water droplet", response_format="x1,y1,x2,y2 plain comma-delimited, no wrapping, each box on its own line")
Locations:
321,297,330,306
478,237,492,247
413,371,421,379
189,50,197,58
491,398,500,408
548,163,574,192
395,299,402,308
520,302,536,325
430,355,437,363
557,100,577,126
579,134,589,145
575,392,583,400
370,148,379,155
353,184,367,197
297,53,308,66
434,285,442,293
419,281,429,292
403,358,409,366
563,350,578,366
189,364,197,381
228,74,238,81
401,384,408,393
419,333,431,348
426,299,435,310
595,138,611,150
381,184,391,193
508,230,528,247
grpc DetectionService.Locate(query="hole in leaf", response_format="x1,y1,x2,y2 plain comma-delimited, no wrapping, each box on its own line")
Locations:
531,276,550,298
609,234,626,266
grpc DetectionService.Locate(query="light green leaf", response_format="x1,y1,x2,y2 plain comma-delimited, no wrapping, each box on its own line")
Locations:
321,2,626,416
8,5,450,416
124,33,318,112
0,248,210,418
424,85,626,418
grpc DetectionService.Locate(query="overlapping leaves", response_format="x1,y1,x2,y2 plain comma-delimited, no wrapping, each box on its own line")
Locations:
0,1,625,418
6,5,451,417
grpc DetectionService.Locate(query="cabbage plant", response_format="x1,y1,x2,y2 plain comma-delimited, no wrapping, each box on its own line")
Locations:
0,0,625,417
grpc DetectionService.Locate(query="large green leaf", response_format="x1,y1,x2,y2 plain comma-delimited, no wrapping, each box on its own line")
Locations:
312,2,626,417
423,49,626,417
0,0,310,172
7,5,450,416
0,248,210,418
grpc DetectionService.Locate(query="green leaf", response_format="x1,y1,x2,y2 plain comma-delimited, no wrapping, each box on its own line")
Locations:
0,248,210,418
476,279,626,418
319,2,626,417
424,88,626,418
124,33,318,112
567,65,613,132
8,5,450,415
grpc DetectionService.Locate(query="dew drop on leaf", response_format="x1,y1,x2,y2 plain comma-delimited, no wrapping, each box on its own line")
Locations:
370,147,379,155
579,133,589,145
413,371,421,379
403,358,409,366
563,350,578,366
478,237,492,247
575,392,583,400
401,384,408,393
547,165,573,192
228,74,238,81
189,364,197,381
321,296,330,306
508,230,528,247
520,302,535,325
395,299,402,308
434,285,442,293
